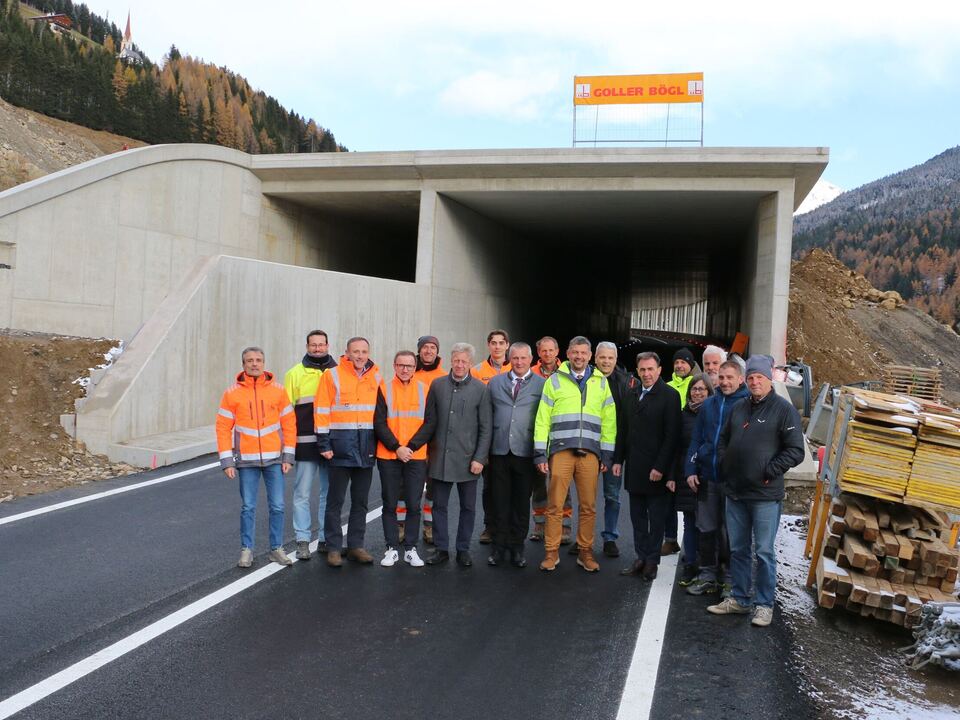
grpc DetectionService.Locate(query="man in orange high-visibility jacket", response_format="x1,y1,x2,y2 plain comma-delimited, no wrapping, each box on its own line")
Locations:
471,329,511,545
401,335,444,545
314,337,382,568
216,346,296,569
374,350,437,568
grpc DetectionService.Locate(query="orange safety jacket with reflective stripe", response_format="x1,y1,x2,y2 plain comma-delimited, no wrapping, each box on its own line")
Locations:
532,361,561,379
471,357,511,385
374,377,431,460
314,356,383,468
216,371,296,469
414,364,445,387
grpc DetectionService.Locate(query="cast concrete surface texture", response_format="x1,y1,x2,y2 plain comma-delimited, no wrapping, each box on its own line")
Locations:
0,145,826,467
0,459,820,720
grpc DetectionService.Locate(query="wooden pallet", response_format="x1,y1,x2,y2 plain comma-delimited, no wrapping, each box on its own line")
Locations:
882,365,942,402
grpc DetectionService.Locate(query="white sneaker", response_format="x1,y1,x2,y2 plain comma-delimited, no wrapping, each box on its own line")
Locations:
404,547,425,567
381,547,399,567
707,597,751,615
751,605,774,627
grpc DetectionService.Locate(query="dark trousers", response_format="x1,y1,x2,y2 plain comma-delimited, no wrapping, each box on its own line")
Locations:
628,491,671,566
488,453,536,550
379,459,426,550
482,475,491,528
664,494,678,540
325,466,373,551
432,478,478,552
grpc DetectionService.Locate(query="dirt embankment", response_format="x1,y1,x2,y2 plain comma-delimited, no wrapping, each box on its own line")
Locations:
788,249,960,406
0,96,146,192
0,331,136,501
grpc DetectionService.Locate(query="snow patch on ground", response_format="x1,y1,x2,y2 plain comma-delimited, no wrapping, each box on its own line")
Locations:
72,341,124,390
777,514,960,719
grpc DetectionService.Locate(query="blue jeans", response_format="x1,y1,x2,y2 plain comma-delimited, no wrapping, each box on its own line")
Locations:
292,460,329,542
725,498,781,609
238,464,285,550
601,467,621,542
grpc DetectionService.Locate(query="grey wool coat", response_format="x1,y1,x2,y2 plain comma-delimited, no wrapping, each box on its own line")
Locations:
426,372,492,483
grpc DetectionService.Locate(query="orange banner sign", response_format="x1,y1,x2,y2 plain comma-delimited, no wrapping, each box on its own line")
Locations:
573,73,704,105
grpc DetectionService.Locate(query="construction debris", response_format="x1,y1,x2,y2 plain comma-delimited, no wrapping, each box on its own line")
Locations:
902,603,960,671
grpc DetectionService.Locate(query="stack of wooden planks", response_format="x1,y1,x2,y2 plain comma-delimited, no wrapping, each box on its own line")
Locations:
882,364,942,402
907,412,960,509
814,492,959,627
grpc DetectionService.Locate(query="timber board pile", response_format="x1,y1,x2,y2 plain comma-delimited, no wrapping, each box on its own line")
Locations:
830,387,960,512
815,492,959,627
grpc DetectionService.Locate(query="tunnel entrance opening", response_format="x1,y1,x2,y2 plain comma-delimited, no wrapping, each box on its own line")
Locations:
436,190,765,359
269,191,421,283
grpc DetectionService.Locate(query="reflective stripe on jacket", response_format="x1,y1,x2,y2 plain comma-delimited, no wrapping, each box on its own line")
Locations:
314,356,382,468
471,357,511,385
533,362,617,466
375,377,430,460
216,370,296,469
283,358,336,461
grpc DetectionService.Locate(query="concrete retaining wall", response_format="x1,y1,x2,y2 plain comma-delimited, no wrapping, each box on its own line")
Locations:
74,254,429,464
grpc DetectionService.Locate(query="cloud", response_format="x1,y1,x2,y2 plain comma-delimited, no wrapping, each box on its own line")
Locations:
439,69,563,121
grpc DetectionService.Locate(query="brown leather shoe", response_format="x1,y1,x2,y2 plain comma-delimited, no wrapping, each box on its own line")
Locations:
577,548,600,573
620,559,643,576
539,549,560,571
479,527,492,544
423,524,434,545
661,539,680,556
327,550,343,568
347,548,374,564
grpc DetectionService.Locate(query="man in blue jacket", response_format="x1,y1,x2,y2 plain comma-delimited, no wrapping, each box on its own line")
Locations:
707,354,804,628
684,360,749,596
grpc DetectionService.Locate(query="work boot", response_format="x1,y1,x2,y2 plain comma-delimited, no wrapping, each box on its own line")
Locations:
456,551,473,567
237,547,253,568
620,559,643,576
661,539,681,556
560,526,573,545
425,549,449,565
707,597,751,615
326,550,343,568
603,540,620,558
296,541,311,560
529,524,544,542
510,548,527,568
381,547,399,567
479,527,492,544
751,606,774,627
577,548,600,573
347,548,374,564
269,547,293,566
540,549,560,572
316,541,328,554
423,524,434,545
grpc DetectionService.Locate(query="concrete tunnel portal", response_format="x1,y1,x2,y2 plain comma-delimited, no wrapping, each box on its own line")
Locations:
272,186,771,359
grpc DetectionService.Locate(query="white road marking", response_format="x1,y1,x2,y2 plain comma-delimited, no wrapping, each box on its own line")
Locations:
0,507,383,719
615,513,683,720
0,462,220,527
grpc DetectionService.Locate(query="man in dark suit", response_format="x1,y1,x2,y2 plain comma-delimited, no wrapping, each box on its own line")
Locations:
485,342,546,568
613,351,681,580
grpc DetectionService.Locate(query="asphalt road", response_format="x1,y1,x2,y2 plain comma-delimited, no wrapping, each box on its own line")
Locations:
0,457,820,720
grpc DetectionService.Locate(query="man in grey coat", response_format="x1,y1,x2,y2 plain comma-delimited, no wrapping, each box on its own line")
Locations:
424,342,493,568
485,342,546,568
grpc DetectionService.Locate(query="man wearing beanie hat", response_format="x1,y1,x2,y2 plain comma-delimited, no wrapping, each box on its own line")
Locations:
707,354,804,628
404,335,443,544
667,347,698,411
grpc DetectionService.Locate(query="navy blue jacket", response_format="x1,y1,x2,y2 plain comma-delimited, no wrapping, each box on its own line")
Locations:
683,384,750,484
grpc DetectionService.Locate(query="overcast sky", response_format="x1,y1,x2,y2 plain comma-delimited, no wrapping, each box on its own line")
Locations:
96,1,960,191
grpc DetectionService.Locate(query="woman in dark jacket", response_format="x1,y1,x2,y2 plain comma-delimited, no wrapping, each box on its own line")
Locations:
670,374,713,585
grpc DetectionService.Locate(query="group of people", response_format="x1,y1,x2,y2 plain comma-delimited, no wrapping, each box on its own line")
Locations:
214,328,805,627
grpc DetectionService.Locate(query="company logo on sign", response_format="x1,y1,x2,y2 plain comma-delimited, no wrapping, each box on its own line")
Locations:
575,83,591,99
688,80,703,96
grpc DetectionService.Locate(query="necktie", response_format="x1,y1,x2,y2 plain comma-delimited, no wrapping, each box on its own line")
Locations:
576,374,583,382
513,377,522,400
640,388,649,401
